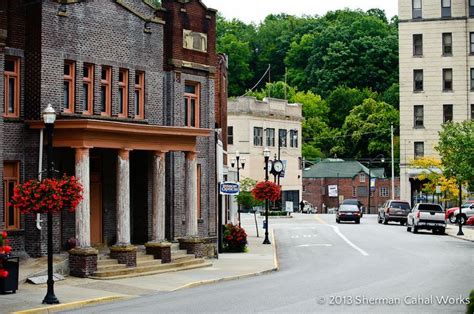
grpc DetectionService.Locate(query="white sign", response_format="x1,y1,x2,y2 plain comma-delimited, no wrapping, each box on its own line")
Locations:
328,185,338,197
219,182,240,195
436,186,442,194
285,201,294,212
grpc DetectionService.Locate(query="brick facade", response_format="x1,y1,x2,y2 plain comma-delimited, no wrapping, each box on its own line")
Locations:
303,176,401,214
0,0,220,258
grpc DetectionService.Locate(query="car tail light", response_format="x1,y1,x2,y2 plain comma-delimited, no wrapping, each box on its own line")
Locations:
416,211,420,219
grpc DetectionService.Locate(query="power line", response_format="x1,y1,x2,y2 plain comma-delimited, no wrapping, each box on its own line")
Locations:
240,64,271,98
303,127,393,142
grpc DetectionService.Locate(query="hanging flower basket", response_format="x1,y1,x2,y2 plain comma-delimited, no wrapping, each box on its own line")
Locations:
10,175,83,214
251,181,281,202
0,231,11,279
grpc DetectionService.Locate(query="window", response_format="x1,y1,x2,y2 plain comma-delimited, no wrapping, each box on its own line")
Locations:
471,104,474,120
63,61,75,113
118,69,129,118
471,0,474,17
413,0,422,18
413,34,423,56
3,161,20,230
290,129,298,148
197,164,201,219
134,72,144,119
279,129,287,147
360,173,366,183
441,0,451,17
413,70,423,91
4,57,20,118
443,104,453,123
184,83,199,127
414,142,424,159
470,33,474,54
442,33,452,55
100,66,111,116
414,105,424,128
82,64,93,115
380,187,389,197
228,126,233,145
253,127,263,146
443,68,453,91
266,128,275,147
183,30,208,53
471,69,474,91
352,187,357,197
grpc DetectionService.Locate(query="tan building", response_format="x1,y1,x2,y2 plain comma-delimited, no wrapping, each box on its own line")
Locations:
227,97,302,219
399,0,474,205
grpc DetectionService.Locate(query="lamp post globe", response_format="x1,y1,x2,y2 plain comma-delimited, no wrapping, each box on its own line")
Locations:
42,104,59,305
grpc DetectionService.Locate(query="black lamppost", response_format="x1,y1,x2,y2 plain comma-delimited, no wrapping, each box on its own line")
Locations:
231,151,245,227
42,104,59,305
367,154,384,215
457,182,464,236
263,147,271,245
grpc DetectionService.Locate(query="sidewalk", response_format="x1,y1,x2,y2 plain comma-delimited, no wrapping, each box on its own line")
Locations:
445,224,474,242
0,217,277,314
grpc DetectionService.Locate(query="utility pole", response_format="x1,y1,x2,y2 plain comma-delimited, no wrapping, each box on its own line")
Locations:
391,124,395,199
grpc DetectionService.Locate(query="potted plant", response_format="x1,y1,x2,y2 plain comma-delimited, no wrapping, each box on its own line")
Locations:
222,224,247,252
251,181,281,202
0,231,18,294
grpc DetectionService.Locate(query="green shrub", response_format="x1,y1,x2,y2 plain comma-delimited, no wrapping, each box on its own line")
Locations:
223,224,247,253
467,290,474,314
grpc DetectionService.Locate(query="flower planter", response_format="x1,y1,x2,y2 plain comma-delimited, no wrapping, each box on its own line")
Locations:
0,256,19,294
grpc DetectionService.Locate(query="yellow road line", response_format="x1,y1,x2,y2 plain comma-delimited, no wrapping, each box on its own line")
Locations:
314,214,327,225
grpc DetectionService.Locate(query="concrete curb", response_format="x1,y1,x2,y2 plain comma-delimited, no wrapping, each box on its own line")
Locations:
172,230,280,292
11,295,132,314
446,233,474,243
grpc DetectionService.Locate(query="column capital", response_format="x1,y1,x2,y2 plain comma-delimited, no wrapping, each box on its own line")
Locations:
118,149,132,160
185,151,197,161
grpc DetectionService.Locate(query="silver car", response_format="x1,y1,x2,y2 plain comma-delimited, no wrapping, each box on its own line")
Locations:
406,203,446,234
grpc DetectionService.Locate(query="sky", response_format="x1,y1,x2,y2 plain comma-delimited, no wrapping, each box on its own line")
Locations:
203,0,398,24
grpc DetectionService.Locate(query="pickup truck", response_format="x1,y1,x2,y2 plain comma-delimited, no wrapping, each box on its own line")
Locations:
406,203,446,234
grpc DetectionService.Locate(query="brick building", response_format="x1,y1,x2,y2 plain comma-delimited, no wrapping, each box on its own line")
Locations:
0,0,222,276
303,159,401,214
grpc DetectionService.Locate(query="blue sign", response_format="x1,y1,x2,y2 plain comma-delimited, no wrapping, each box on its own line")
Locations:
219,182,240,195
280,160,287,178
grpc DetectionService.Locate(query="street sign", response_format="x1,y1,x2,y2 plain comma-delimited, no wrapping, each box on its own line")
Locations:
285,201,294,212
219,182,240,195
279,160,287,178
436,186,441,194
370,178,376,192
328,185,338,197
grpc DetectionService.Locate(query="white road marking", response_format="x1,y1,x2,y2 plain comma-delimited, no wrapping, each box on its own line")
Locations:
330,225,369,256
296,244,332,248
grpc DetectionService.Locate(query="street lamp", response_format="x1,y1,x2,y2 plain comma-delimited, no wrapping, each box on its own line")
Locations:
367,154,385,215
263,147,271,245
231,151,245,227
42,104,59,304
457,182,464,236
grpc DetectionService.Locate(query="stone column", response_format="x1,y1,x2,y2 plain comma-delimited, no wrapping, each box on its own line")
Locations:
70,147,98,278
152,151,166,242
185,151,198,237
75,147,91,248
116,149,131,245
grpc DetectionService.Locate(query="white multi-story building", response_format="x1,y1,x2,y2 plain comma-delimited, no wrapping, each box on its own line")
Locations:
227,97,303,217
399,0,474,204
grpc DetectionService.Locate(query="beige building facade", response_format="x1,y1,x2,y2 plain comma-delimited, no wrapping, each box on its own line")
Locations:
227,97,303,217
399,0,474,205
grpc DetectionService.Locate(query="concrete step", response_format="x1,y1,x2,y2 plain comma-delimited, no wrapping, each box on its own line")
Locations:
90,260,212,280
97,259,120,266
171,253,195,263
96,263,128,271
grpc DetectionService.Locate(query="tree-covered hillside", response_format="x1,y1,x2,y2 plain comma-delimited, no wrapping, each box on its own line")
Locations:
217,9,400,162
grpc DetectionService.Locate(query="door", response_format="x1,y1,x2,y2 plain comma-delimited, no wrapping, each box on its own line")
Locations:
90,157,103,246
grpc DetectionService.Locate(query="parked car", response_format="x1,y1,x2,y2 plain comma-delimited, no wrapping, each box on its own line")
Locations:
377,200,411,225
446,201,474,224
406,203,446,234
467,216,474,226
336,204,361,224
341,199,365,217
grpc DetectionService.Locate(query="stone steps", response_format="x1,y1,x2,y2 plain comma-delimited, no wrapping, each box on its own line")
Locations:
91,258,210,280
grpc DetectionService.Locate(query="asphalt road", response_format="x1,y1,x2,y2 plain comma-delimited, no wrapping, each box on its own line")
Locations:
66,214,474,313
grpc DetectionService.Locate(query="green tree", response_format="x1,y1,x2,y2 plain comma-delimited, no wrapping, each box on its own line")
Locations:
435,120,474,190
235,178,263,210
338,98,399,158
291,91,328,121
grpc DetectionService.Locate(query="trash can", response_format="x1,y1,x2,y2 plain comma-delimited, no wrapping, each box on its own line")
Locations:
0,256,19,294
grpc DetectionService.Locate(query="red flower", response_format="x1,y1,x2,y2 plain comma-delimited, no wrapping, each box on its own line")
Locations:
1,231,6,239
251,181,281,201
3,246,11,254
